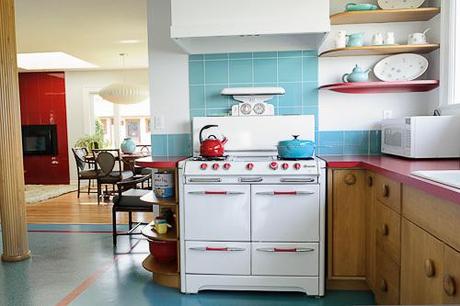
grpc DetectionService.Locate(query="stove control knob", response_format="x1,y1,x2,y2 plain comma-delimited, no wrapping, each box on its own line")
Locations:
294,163,302,170
223,163,231,170
200,163,208,170
246,163,254,170
270,162,278,170
282,163,289,170
212,163,219,170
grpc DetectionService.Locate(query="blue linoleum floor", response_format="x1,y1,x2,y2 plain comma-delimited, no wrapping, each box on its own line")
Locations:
0,224,375,306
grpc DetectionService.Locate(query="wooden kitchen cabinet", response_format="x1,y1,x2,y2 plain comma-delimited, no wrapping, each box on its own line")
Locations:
328,169,367,286
365,171,376,291
375,174,401,213
375,200,401,265
400,219,444,305
443,246,460,303
375,247,400,305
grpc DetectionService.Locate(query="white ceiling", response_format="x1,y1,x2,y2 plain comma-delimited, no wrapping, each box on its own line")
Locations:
14,0,148,71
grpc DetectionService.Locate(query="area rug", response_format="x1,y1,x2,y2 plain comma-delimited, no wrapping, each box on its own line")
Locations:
25,184,78,204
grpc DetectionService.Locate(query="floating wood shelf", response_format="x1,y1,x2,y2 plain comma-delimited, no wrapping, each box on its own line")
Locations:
320,44,440,57
331,7,440,25
140,191,178,206
319,80,439,94
142,222,178,241
142,255,178,275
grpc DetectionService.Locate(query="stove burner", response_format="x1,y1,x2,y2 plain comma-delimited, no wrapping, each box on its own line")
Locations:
277,156,315,161
192,156,228,161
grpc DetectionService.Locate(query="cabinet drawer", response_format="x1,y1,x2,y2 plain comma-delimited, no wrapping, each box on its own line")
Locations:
376,201,401,264
185,241,250,275
403,185,460,252
375,174,401,213
375,248,400,305
252,243,319,276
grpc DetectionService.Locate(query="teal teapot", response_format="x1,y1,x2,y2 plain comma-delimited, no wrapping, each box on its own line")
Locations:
342,65,371,83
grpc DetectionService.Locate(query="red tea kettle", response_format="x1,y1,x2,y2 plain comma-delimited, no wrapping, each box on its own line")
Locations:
199,125,228,157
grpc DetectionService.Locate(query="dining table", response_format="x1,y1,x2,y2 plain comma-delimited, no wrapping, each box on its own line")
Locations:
86,151,150,171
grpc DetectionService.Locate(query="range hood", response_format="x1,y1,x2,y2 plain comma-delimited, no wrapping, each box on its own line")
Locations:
170,0,330,54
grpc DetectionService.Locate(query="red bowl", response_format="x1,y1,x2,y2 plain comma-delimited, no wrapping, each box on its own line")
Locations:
149,240,177,263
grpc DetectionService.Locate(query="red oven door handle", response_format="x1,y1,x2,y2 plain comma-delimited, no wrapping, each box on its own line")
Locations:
256,191,315,196
206,247,228,251
273,191,297,195
188,191,245,195
274,248,297,252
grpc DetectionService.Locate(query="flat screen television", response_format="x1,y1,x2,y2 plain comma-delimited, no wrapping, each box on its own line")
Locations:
22,125,58,156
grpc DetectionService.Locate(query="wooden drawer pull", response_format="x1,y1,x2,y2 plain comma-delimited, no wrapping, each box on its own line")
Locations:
424,259,435,278
344,174,357,186
381,223,389,236
367,176,373,187
382,184,390,198
380,279,388,292
444,275,457,296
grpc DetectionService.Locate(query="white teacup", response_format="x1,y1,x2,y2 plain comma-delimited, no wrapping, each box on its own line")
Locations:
384,32,395,45
408,28,430,45
372,33,384,45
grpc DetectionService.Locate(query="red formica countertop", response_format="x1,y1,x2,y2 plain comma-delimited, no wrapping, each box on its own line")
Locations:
320,155,460,205
135,156,188,169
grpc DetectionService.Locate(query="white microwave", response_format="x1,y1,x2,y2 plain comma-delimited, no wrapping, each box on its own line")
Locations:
381,116,460,159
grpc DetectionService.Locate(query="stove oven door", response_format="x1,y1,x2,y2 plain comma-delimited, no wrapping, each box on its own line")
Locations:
184,185,250,241
251,185,320,242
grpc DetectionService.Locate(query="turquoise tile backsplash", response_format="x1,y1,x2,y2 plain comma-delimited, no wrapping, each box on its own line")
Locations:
151,134,192,157
189,50,318,118
151,50,382,157
318,130,382,156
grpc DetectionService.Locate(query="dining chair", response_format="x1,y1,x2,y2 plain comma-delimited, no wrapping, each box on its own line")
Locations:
71,147,98,198
93,149,134,205
112,173,152,246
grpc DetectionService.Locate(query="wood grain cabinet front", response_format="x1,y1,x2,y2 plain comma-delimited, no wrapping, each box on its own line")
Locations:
375,174,401,213
400,219,444,305
328,169,367,284
375,247,400,305
375,201,401,265
443,246,460,304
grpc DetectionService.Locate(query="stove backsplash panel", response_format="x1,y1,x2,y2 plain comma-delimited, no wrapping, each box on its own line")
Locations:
150,51,381,157
189,50,318,118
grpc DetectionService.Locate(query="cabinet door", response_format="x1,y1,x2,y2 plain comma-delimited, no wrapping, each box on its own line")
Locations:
365,172,376,290
443,246,460,304
375,248,400,305
329,169,367,278
375,200,401,264
401,219,444,305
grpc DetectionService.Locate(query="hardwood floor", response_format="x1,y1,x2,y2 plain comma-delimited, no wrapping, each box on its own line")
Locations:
26,192,153,224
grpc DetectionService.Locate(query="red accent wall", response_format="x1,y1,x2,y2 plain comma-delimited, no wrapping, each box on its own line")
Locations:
19,72,70,184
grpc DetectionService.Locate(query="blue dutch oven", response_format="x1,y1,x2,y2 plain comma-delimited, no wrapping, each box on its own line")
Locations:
277,135,316,159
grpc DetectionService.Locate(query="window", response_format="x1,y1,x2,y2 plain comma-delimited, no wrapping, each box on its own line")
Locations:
91,95,151,148
441,1,460,107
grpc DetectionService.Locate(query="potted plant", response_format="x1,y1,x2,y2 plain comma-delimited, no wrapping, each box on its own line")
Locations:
75,120,107,152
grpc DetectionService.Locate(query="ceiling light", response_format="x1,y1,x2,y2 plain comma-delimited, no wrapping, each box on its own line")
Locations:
119,39,141,44
99,83,149,104
98,53,149,104
17,52,97,70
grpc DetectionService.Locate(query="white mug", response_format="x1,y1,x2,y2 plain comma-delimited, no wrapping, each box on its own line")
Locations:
372,33,384,45
408,28,430,45
384,32,395,45
335,30,347,48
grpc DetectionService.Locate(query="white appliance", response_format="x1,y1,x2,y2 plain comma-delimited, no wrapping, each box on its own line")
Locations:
170,0,330,54
178,115,326,295
381,116,460,159
221,87,284,117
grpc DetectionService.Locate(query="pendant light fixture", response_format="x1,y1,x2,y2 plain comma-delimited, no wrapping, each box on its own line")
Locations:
98,53,149,104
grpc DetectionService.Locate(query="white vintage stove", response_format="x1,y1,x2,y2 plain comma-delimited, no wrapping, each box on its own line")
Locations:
178,115,325,296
